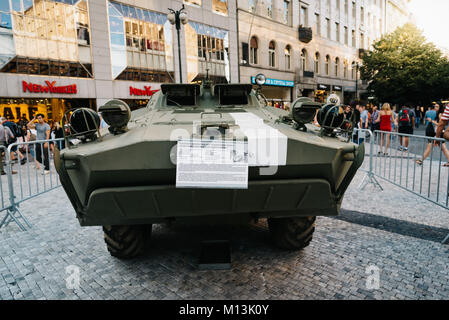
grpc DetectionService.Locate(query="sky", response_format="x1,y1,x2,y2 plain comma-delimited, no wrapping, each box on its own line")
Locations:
408,0,449,50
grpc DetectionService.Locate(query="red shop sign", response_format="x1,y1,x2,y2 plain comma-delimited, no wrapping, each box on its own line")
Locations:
22,80,77,94
129,86,159,97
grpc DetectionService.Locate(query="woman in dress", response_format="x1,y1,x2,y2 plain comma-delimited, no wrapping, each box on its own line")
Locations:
376,103,394,155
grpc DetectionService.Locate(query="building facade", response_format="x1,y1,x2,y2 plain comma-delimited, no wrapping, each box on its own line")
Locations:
0,0,238,124
237,0,411,108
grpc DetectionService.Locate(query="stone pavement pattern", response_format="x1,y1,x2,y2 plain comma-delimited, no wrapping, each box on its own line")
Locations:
1,165,449,300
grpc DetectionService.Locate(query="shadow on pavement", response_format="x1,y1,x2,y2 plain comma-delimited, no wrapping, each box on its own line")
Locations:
332,209,449,244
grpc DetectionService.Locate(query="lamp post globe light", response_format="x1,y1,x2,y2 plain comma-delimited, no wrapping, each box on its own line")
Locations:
168,5,188,83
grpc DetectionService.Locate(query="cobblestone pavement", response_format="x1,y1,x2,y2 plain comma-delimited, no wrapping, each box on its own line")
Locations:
1,165,449,300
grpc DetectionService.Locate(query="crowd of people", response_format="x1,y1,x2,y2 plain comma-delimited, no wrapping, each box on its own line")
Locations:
344,101,449,167
0,115,65,175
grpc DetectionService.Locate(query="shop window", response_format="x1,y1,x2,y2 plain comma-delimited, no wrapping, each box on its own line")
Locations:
212,0,228,15
268,41,275,68
284,45,291,70
250,36,258,65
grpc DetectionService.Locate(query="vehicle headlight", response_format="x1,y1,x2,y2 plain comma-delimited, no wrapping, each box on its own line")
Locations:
254,73,266,86
290,97,321,129
69,108,100,136
99,99,131,134
317,103,345,132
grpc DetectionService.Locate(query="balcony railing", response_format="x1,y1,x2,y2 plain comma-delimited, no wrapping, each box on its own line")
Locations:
303,71,314,78
298,27,313,43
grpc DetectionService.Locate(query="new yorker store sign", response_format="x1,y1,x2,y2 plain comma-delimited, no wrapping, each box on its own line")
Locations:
129,86,159,97
22,80,77,94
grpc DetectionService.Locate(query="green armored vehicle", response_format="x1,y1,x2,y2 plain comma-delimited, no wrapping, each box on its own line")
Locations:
55,75,364,259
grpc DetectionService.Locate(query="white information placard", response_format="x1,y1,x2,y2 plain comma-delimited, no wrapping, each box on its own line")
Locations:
176,139,249,189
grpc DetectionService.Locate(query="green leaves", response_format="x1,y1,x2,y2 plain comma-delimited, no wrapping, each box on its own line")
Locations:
361,23,449,105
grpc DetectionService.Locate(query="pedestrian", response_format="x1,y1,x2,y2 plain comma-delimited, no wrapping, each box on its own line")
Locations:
358,104,369,144
1,117,27,165
52,121,65,150
433,103,449,166
415,104,449,166
27,114,51,174
0,123,17,175
415,106,422,129
397,104,415,151
376,103,394,155
370,104,380,141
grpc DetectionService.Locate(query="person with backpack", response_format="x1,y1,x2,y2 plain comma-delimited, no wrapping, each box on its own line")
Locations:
0,117,26,165
397,105,415,151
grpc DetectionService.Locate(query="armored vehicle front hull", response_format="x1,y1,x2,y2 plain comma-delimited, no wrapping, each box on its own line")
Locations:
56,126,364,227
55,84,364,258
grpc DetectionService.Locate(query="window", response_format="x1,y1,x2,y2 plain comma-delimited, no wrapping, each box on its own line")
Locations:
344,26,348,45
301,49,307,71
352,1,356,21
335,22,340,42
379,18,382,34
360,32,364,49
184,0,201,6
267,0,272,18
325,18,330,39
344,60,348,78
326,0,331,15
315,52,320,74
197,34,225,61
250,36,258,64
109,1,175,81
325,55,330,76
300,6,308,27
345,0,348,18
368,12,371,27
352,29,355,47
269,41,275,67
315,13,320,35
351,61,356,79
248,0,255,12
0,0,93,77
212,0,228,15
360,7,364,24
284,45,291,69
336,0,340,11
335,57,339,77
283,0,290,24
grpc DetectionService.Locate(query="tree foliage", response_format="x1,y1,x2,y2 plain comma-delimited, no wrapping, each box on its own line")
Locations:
361,23,449,106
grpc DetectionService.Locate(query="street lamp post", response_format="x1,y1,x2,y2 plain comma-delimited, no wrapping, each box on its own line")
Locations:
168,5,188,83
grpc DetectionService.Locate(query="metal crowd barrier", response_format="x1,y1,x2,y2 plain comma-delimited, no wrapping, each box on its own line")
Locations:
358,128,449,244
0,138,64,231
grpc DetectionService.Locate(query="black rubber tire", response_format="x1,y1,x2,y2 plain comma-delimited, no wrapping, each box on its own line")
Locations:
268,216,316,250
103,224,152,259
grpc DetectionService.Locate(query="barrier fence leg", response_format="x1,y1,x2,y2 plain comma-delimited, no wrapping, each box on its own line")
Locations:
359,130,383,191
442,233,449,245
0,151,32,231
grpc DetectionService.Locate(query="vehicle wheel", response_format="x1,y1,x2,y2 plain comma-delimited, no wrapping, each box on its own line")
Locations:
268,216,316,250
103,224,152,259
